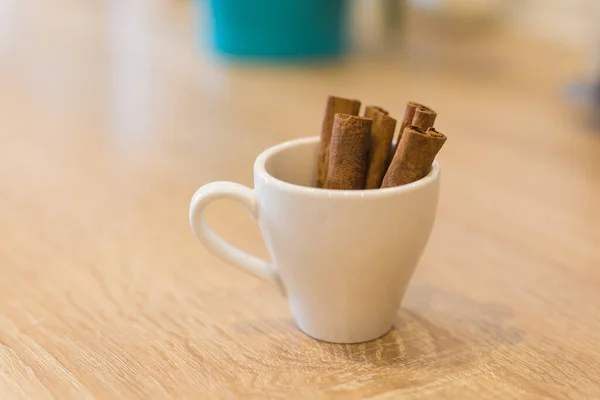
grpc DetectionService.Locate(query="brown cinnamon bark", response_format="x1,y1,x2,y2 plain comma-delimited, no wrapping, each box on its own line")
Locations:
365,112,397,189
316,96,361,188
388,103,436,168
412,106,437,131
387,141,398,168
399,102,421,141
364,106,388,119
325,114,372,190
381,126,446,188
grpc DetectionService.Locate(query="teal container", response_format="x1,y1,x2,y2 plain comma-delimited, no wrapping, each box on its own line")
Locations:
200,0,349,60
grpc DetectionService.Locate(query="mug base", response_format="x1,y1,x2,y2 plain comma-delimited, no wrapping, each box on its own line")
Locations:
295,320,393,344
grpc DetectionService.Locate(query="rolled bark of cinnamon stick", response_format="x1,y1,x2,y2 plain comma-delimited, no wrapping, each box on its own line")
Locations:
381,126,446,188
316,96,361,188
325,114,372,190
364,106,388,119
387,141,398,168
399,102,422,141
388,103,436,167
365,112,397,189
412,106,437,131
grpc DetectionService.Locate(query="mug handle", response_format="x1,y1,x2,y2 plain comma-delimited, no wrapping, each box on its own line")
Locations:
189,182,285,295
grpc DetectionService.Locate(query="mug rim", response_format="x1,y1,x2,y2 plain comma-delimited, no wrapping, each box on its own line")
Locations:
255,136,440,197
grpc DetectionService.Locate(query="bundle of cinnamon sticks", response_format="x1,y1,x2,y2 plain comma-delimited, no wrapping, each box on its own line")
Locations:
316,96,447,190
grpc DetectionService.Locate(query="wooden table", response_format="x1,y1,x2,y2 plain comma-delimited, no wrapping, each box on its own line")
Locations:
1,1,599,399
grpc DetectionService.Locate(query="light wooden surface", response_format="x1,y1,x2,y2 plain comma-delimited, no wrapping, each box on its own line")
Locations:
1,1,600,399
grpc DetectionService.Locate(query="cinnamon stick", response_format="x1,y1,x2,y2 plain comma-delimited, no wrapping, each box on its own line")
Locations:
412,106,437,131
325,114,372,190
399,102,422,141
387,102,436,167
398,102,436,141
365,112,397,189
364,106,388,119
381,126,446,188
316,96,361,188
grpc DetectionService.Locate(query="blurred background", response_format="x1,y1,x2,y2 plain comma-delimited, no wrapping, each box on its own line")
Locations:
0,0,598,231
0,0,598,147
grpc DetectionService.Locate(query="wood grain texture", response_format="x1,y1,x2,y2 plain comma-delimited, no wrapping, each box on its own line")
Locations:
0,0,599,399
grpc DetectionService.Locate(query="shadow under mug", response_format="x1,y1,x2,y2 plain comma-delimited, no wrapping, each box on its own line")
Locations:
190,137,441,343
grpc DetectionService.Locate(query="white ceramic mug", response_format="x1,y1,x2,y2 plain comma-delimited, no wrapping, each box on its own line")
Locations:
189,137,440,343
